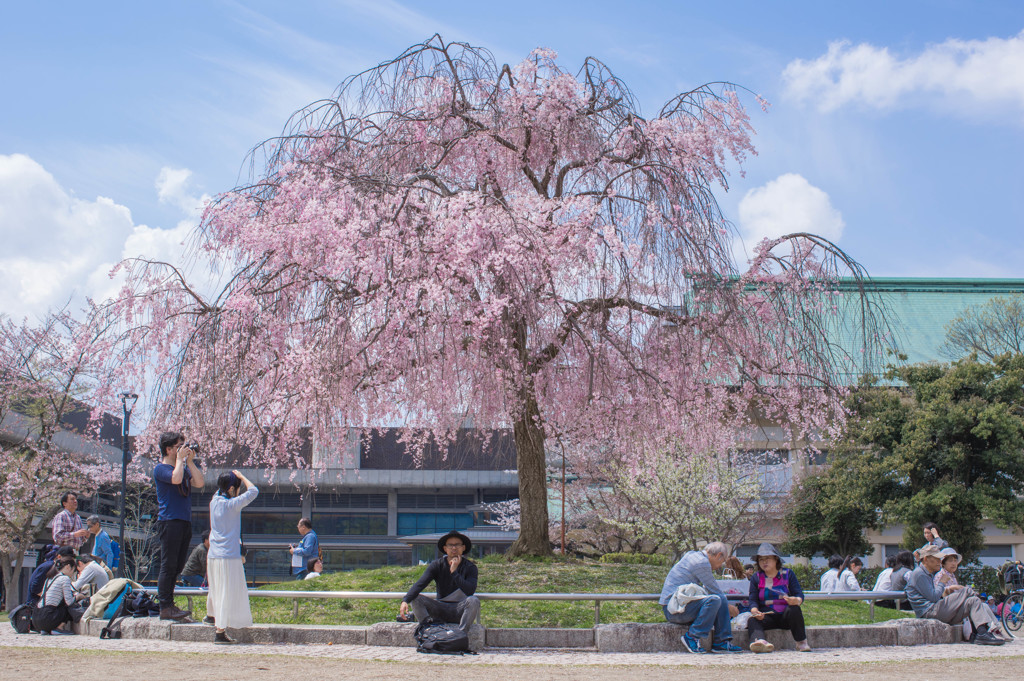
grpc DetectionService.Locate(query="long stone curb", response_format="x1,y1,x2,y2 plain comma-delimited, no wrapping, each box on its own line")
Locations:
73,617,960,651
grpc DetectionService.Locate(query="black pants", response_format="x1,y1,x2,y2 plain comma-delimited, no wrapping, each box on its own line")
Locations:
748,605,807,642
156,519,192,608
876,599,913,611
32,602,70,633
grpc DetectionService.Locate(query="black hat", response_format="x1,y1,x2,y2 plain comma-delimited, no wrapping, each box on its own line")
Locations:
437,531,472,554
753,542,782,560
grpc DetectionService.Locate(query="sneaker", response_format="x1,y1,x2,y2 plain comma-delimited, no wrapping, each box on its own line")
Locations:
680,633,706,654
214,631,238,645
711,642,743,653
203,616,216,626
749,639,775,653
974,630,1006,646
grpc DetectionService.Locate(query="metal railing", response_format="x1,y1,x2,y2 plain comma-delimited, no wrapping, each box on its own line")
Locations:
173,587,908,626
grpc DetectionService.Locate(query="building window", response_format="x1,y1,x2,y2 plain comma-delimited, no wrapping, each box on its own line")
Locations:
977,544,1014,567
397,494,475,509
397,513,474,536
312,513,388,535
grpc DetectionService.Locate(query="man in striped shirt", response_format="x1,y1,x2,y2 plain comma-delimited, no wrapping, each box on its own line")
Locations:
51,491,88,550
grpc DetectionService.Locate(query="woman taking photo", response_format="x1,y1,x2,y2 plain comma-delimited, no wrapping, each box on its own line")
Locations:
207,469,258,644
747,543,810,653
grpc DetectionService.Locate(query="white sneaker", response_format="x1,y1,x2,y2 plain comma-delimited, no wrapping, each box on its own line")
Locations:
749,639,774,653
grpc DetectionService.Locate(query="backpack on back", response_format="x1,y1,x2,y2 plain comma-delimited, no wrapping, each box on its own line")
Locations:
413,618,472,655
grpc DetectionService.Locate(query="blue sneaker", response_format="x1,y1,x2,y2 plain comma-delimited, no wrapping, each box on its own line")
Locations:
712,642,743,653
680,633,707,654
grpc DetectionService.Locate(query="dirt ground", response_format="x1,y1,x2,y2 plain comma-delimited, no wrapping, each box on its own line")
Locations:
2,646,1024,681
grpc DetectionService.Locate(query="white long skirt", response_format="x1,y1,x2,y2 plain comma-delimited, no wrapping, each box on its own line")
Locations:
206,557,253,629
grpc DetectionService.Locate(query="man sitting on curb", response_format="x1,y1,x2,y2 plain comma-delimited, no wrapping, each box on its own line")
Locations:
398,530,480,637
658,541,742,654
905,544,1005,645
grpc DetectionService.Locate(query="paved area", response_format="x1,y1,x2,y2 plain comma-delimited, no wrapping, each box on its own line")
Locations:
2,623,1022,678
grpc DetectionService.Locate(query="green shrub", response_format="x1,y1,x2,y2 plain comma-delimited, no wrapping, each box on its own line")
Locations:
598,552,672,566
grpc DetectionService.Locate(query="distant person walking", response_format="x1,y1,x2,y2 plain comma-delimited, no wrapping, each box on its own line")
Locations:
207,470,258,644
288,518,319,579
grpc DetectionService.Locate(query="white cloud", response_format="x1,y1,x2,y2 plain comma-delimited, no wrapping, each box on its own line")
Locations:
783,30,1024,115
156,167,210,216
0,155,204,320
737,173,845,250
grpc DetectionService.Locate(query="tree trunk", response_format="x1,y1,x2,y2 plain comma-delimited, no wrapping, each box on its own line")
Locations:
1,552,24,611
508,388,553,557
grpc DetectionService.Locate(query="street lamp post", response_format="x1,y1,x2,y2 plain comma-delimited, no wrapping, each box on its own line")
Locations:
118,392,138,579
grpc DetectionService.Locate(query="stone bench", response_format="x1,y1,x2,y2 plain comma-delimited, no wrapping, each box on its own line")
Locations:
73,617,959,651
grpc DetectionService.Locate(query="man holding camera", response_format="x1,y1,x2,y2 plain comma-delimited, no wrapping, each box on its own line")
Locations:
153,431,205,621
398,530,480,636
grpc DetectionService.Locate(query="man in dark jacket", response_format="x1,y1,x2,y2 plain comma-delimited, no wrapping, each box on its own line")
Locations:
27,545,75,604
398,531,480,634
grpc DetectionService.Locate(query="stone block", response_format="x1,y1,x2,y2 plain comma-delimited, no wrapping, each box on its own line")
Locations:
486,628,595,648
595,622,711,653
367,621,417,646
119,617,173,640
881,617,961,646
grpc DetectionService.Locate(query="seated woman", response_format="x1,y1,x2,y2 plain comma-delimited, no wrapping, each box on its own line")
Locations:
933,548,961,589
32,555,86,634
304,557,323,580
873,555,897,592
819,555,843,592
747,543,810,653
878,550,915,610
835,556,865,591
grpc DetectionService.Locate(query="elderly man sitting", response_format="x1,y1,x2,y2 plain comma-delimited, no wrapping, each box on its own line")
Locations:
905,544,1005,645
659,541,742,654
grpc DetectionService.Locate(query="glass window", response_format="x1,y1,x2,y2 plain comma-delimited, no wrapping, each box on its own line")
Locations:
397,512,474,536
312,513,387,535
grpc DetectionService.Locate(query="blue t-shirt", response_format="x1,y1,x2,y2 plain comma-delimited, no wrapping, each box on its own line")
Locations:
154,462,193,521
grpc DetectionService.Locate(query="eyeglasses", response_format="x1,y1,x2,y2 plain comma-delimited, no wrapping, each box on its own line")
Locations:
444,543,463,549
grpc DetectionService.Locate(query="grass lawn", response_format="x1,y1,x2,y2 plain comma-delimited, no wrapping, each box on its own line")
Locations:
176,555,915,628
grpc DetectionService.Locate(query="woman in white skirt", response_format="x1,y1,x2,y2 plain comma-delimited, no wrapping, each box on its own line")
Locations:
207,469,258,644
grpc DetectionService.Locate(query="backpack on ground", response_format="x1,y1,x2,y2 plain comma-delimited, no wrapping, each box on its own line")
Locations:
100,586,136,640
127,590,159,618
8,603,34,634
413,618,473,655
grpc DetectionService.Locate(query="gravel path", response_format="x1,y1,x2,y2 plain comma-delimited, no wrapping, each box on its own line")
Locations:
2,625,1023,679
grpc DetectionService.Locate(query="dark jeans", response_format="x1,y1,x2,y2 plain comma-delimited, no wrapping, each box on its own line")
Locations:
748,605,807,642
156,519,192,608
181,574,205,587
409,593,481,634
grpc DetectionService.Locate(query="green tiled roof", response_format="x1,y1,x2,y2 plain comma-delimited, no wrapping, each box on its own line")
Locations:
857,278,1024,365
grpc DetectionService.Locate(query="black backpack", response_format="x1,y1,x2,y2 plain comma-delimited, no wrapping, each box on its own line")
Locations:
8,603,34,634
127,590,160,618
413,618,473,655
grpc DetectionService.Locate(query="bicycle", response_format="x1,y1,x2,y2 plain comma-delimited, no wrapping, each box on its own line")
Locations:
1000,561,1024,638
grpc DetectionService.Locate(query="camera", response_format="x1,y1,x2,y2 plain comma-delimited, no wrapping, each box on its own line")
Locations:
182,442,201,454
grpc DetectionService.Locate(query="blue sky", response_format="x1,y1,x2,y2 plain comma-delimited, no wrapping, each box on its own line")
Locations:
1,0,1022,319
